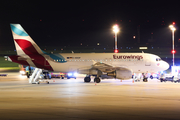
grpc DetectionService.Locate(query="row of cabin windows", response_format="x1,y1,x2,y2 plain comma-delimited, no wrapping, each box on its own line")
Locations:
54,59,143,62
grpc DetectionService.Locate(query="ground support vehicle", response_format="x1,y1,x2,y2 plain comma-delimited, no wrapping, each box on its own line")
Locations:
51,72,77,79
159,74,180,83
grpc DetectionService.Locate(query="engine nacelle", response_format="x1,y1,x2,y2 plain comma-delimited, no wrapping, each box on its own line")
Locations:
107,69,132,80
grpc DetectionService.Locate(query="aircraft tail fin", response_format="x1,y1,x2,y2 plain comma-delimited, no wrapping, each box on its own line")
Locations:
10,24,54,71
10,24,43,56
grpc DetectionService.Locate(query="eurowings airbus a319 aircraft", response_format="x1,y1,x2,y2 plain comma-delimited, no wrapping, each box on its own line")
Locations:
7,24,169,83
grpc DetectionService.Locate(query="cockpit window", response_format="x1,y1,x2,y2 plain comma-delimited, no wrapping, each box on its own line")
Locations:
156,58,161,61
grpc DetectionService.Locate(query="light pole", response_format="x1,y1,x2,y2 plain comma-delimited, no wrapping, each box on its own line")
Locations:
113,24,119,53
169,25,176,66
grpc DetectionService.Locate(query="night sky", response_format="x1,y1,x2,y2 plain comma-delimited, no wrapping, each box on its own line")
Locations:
0,0,180,51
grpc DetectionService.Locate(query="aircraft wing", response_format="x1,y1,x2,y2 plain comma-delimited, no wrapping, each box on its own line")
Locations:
92,62,130,73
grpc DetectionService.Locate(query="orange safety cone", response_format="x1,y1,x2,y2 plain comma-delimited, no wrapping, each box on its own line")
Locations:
132,79,134,83
121,80,122,82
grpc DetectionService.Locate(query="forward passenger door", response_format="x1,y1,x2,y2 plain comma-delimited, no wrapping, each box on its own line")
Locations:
145,55,151,66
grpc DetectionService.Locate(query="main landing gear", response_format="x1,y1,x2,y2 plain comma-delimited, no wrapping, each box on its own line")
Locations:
84,76,101,83
94,77,101,83
84,76,91,82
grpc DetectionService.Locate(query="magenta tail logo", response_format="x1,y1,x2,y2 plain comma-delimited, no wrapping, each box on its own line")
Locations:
15,39,39,55
15,39,54,71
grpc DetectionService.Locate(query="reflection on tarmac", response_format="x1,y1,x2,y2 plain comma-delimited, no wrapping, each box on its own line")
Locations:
0,72,180,120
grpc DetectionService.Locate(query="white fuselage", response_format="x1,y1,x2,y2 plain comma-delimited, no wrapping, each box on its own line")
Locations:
46,53,169,73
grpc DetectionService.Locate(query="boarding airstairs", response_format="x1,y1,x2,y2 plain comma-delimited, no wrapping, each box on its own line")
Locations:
29,68,50,84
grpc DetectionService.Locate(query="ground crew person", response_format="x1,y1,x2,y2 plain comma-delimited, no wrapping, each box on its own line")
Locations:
26,66,30,78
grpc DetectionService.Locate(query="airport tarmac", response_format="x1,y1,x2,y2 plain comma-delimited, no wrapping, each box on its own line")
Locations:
0,72,180,120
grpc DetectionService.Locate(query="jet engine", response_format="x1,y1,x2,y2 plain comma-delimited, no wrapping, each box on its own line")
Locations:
107,69,132,80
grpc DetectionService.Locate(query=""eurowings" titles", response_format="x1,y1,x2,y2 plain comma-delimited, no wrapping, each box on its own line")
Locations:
113,55,143,60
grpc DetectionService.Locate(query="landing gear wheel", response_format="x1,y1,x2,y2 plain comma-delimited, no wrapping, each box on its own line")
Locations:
143,78,148,82
84,77,91,82
94,77,101,83
47,82,49,84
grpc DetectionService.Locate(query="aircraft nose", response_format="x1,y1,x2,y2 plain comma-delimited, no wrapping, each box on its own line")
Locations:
163,61,169,70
